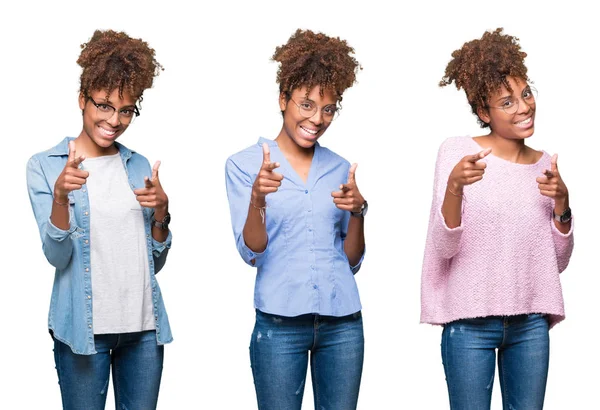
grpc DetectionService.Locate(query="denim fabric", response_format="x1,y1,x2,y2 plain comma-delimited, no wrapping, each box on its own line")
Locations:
27,137,173,355
442,314,550,410
250,309,364,410
226,137,364,317
53,330,163,410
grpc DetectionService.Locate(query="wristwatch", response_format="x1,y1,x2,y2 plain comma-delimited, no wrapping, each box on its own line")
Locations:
152,212,171,229
351,201,368,218
553,207,572,224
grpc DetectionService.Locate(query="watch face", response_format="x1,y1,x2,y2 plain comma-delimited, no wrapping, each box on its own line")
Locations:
162,213,171,225
361,202,368,217
560,208,571,223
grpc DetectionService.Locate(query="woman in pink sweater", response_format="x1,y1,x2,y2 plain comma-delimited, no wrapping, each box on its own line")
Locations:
421,28,574,410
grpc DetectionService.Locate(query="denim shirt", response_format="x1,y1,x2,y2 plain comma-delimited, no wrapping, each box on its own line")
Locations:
26,137,173,355
225,137,364,317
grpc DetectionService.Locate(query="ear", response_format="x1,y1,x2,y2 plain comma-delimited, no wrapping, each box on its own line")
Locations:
477,106,491,125
279,92,288,112
78,93,86,110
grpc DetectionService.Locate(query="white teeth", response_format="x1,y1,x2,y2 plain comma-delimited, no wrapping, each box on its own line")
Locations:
98,126,116,136
518,117,532,125
301,126,318,135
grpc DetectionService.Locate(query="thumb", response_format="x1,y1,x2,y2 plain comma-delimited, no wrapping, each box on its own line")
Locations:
347,163,358,184
262,143,271,165
68,141,76,165
152,160,161,182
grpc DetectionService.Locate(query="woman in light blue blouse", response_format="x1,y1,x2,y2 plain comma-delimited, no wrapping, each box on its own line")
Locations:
225,29,367,410
26,30,172,410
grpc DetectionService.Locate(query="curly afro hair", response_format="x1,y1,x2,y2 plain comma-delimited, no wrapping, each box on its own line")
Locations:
77,29,163,105
439,28,530,128
272,29,361,102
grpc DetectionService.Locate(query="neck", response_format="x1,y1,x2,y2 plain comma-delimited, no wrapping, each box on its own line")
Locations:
481,131,530,163
75,130,118,158
274,128,314,160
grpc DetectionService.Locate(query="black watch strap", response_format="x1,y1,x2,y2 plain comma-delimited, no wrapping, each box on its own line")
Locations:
152,212,171,229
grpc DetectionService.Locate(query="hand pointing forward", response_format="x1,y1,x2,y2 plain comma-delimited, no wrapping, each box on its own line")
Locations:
331,163,365,213
536,153,569,212
134,160,169,214
252,143,284,203
447,148,492,194
54,140,89,202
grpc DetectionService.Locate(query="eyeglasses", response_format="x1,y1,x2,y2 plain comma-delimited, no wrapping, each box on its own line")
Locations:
488,86,537,115
289,98,340,122
87,97,140,124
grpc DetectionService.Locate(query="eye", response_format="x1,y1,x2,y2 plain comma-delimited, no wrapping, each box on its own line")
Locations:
97,104,113,113
120,109,134,117
300,102,313,110
523,89,533,99
502,99,515,108
323,106,337,116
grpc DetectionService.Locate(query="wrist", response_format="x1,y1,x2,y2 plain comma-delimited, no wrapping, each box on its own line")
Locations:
447,179,463,194
154,205,169,221
251,191,266,207
53,191,69,203
554,196,569,215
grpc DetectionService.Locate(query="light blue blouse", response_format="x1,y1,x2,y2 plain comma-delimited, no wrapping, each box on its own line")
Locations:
225,137,364,317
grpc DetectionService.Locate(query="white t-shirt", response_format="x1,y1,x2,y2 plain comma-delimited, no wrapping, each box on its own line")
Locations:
83,153,155,334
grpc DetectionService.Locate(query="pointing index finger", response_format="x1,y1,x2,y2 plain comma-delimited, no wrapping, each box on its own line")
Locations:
262,143,271,165
347,163,358,184
551,153,558,174
152,160,161,181
468,148,492,163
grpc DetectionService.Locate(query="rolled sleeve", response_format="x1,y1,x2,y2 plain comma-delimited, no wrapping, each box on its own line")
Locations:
27,156,75,270
226,157,268,268
238,237,268,267
152,229,172,274
349,247,365,274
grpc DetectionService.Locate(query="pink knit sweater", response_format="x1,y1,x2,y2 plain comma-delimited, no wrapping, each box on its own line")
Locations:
420,137,574,328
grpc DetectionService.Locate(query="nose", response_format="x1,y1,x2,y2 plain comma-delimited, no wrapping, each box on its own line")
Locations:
309,108,324,125
516,96,532,115
106,110,121,127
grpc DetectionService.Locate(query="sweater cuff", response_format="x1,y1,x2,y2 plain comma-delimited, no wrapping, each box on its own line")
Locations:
432,207,464,259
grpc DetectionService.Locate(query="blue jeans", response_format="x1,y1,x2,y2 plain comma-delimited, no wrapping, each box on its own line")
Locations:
250,309,364,410
53,330,163,410
441,314,550,410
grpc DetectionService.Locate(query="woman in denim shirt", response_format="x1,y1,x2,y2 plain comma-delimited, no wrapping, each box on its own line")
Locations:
26,30,172,410
226,29,367,410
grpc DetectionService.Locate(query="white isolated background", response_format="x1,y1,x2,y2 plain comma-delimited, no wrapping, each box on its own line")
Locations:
1,1,597,408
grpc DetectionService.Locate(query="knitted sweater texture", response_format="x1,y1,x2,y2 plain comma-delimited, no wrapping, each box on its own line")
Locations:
420,136,574,328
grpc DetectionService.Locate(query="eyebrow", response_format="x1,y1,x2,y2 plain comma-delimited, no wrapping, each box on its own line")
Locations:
495,85,532,103
99,100,136,110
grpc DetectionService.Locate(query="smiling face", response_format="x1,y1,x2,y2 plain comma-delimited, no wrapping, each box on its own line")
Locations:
78,88,137,152
278,86,337,150
478,76,536,140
